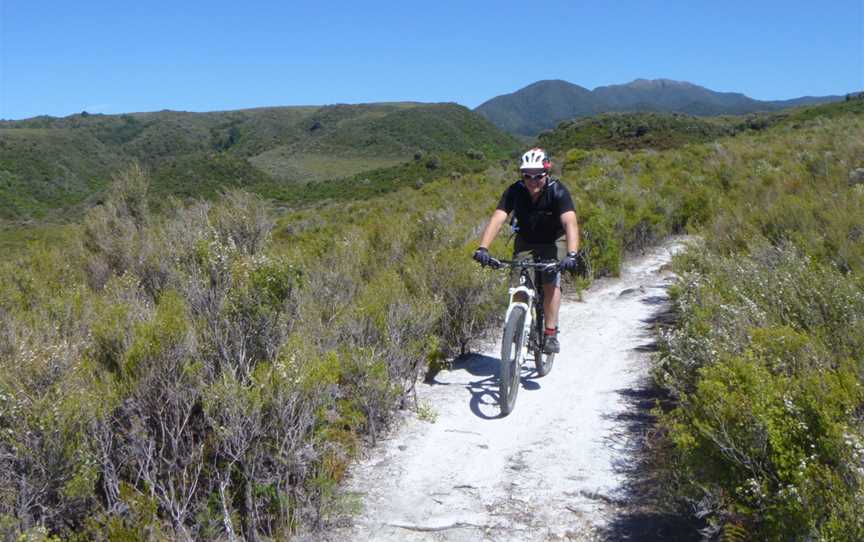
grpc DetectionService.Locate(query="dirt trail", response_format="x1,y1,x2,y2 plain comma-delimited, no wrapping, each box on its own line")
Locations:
326,237,691,541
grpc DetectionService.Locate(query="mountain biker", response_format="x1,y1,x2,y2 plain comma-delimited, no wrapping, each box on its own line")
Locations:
473,147,580,354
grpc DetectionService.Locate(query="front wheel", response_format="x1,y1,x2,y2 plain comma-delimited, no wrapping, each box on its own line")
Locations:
499,306,526,416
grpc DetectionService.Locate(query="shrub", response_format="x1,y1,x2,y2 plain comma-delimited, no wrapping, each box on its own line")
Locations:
210,190,274,256
427,245,505,356
655,242,864,539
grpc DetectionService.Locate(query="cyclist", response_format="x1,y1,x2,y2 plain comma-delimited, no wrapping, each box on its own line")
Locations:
473,147,580,354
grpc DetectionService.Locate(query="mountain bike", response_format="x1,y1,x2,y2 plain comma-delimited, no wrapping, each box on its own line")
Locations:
487,257,560,416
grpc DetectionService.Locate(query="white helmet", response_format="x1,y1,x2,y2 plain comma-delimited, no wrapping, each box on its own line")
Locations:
519,147,551,171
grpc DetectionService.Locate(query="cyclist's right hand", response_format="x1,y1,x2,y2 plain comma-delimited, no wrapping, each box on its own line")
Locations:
473,247,492,267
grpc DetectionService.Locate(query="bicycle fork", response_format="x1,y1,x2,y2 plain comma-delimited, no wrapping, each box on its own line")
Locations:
505,283,535,355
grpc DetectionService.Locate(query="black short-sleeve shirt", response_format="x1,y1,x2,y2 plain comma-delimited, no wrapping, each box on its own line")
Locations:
496,178,575,244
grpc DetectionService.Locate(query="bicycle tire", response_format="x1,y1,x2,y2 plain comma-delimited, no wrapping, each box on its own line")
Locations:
532,304,555,377
534,347,555,377
500,305,526,416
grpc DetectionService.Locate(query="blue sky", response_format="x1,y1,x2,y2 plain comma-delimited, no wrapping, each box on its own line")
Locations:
1,0,861,119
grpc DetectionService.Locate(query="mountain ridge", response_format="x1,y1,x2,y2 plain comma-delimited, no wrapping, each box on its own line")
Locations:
475,78,845,136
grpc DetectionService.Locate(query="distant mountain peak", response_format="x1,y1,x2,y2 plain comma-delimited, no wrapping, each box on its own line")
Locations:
475,78,844,137
521,79,592,93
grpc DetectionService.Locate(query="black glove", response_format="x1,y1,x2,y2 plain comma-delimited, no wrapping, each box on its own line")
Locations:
473,247,492,267
560,251,579,272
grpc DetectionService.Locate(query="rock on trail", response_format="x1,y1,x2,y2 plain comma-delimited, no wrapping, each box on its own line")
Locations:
325,237,691,542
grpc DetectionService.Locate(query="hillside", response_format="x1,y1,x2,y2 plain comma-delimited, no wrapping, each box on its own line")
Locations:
536,98,864,157
537,112,741,155
475,78,844,136
0,102,519,221
0,128,122,220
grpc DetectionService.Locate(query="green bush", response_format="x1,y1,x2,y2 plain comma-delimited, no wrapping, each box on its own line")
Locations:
663,351,863,539
656,243,864,539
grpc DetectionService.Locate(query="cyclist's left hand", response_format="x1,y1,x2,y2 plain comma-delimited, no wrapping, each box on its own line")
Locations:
560,251,579,272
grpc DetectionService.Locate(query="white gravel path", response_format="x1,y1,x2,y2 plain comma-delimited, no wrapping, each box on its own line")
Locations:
325,237,691,542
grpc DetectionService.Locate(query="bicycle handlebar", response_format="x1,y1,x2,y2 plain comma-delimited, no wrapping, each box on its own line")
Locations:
486,257,560,271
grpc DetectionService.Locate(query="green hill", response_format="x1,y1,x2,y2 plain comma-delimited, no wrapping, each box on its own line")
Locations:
0,102,519,221
537,112,740,155
534,98,864,158
0,128,121,220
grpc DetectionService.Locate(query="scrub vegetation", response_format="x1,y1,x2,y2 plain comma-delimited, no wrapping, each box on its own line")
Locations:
0,97,862,539
537,111,757,154
648,99,864,540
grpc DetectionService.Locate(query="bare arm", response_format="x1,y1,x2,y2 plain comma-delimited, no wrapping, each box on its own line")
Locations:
561,210,580,253
478,209,509,249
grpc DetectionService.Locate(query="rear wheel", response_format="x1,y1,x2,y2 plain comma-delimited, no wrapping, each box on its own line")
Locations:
534,347,555,377
533,306,555,377
500,306,526,416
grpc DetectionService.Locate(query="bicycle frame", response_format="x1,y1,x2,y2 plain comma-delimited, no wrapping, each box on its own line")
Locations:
495,259,556,360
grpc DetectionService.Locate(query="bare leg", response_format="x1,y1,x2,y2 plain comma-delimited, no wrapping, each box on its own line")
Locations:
543,283,562,330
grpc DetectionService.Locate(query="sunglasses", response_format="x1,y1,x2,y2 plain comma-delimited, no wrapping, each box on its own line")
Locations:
522,172,546,180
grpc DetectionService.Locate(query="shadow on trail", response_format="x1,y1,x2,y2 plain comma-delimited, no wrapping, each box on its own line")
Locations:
641,299,678,328
451,353,542,419
634,286,677,353
598,379,703,541
596,288,703,541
